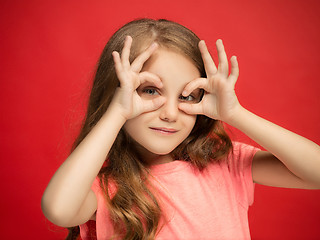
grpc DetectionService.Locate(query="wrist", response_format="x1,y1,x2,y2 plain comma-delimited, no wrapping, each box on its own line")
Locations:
102,104,127,127
223,105,247,127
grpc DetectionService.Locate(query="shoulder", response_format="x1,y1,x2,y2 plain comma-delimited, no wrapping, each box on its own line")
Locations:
227,142,260,168
231,141,260,155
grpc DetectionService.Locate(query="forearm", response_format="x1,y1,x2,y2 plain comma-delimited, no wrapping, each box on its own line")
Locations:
41,106,126,224
229,106,320,185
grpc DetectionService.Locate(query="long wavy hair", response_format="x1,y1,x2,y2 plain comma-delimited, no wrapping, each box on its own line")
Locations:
67,18,233,240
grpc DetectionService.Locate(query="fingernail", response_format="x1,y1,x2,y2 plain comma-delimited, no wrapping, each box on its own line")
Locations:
126,36,132,42
112,51,118,58
151,42,158,48
199,40,205,47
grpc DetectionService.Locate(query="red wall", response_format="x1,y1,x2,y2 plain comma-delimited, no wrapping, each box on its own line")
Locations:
1,1,319,239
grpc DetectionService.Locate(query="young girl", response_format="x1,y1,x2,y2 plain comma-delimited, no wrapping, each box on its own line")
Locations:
41,19,320,240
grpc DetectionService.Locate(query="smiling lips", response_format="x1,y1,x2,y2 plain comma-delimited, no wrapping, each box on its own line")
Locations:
150,127,178,135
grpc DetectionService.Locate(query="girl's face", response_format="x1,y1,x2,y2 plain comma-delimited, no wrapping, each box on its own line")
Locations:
124,48,201,164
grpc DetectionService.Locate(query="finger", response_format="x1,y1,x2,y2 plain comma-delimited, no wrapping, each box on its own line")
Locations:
182,78,208,97
198,40,217,76
229,56,239,86
141,96,166,113
131,42,158,73
138,72,163,89
178,102,203,115
216,39,228,75
112,51,123,75
121,36,133,68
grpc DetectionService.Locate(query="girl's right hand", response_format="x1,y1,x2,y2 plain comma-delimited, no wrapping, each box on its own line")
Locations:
111,36,165,120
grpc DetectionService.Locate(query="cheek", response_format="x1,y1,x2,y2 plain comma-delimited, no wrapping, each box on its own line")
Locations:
183,115,197,130
123,117,143,137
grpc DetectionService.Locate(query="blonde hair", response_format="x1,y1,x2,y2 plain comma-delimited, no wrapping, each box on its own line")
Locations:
67,18,232,240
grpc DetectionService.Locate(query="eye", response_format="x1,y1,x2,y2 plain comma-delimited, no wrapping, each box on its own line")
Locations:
179,95,195,102
142,88,159,96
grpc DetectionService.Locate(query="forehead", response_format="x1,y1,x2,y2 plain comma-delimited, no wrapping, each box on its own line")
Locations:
142,48,200,91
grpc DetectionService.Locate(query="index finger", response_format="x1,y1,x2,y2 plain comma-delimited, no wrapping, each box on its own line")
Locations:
131,42,159,73
199,40,217,77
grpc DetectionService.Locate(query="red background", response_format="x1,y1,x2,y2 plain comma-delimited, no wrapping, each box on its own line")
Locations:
1,0,319,239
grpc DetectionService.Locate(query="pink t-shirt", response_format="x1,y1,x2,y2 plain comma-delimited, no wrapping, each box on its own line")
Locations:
80,142,259,240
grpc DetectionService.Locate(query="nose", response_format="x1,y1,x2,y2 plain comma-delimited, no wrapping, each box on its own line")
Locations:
159,98,179,122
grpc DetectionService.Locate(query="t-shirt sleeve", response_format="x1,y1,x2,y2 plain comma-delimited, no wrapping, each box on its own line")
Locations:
227,142,260,207
79,176,116,240
79,177,101,240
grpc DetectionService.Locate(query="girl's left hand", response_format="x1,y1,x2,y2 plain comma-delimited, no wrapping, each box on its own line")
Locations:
178,39,242,124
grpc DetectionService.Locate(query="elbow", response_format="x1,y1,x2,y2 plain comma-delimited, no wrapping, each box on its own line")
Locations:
41,192,75,227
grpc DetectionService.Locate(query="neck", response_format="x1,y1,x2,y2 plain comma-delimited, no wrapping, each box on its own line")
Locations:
135,147,174,166
129,139,175,166
145,154,174,166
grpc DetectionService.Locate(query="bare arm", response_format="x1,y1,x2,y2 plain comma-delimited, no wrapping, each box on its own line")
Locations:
179,39,320,189
41,106,126,227
231,108,320,189
41,36,164,227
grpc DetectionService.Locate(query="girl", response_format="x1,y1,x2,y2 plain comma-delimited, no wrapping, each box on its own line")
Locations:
41,19,320,240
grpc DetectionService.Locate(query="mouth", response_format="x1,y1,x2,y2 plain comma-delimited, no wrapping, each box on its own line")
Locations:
149,127,178,135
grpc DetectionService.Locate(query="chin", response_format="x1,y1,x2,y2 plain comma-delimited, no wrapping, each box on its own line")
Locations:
136,143,178,157
145,146,175,155
127,135,181,157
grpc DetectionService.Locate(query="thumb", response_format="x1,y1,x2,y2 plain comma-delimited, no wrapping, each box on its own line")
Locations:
178,102,203,115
